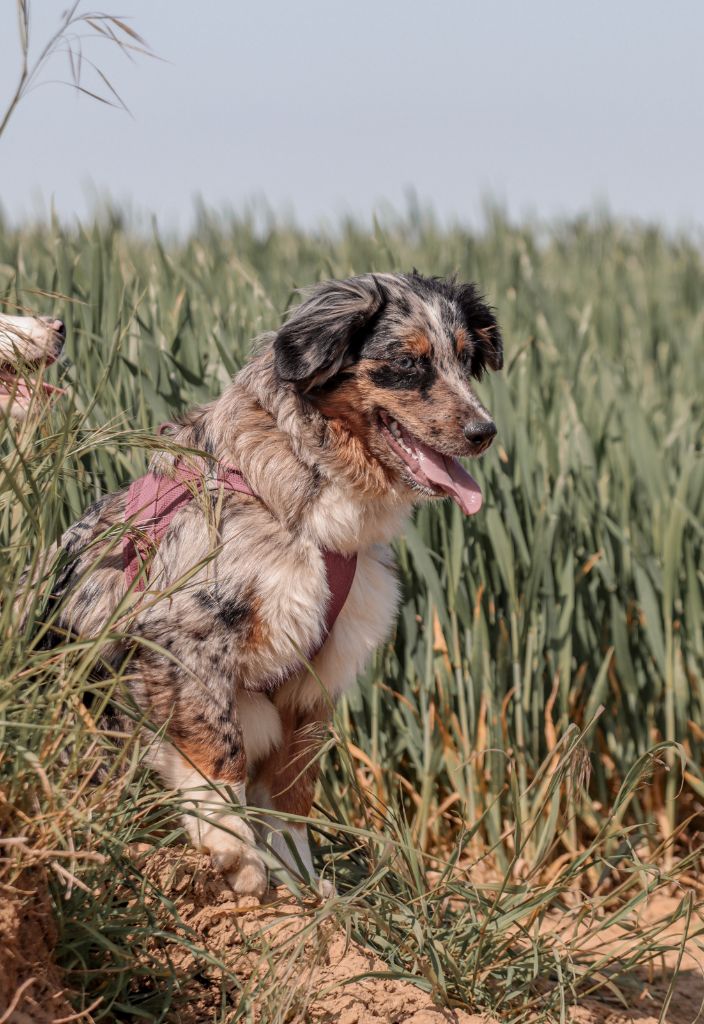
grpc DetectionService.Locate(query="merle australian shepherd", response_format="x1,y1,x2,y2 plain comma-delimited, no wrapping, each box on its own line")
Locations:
43,272,503,897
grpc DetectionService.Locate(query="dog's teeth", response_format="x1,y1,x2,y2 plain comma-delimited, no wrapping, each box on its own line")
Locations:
384,416,417,460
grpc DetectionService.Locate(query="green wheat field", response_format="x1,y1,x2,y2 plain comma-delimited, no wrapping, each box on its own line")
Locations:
1,207,703,1022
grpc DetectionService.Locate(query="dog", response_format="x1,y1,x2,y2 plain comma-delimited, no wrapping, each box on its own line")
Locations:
0,314,66,421
43,272,503,896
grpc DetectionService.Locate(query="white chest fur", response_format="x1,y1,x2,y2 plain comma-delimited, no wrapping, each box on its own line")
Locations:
279,544,400,712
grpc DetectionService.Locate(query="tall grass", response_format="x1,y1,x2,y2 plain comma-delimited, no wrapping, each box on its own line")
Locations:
1,207,703,1020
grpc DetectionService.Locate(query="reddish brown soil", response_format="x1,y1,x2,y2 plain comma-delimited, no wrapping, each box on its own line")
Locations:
0,871,73,1024
1,850,702,1023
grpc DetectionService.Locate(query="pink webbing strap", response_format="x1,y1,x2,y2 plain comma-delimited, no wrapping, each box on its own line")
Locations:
320,550,357,641
122,460,357,653
123,462,255,592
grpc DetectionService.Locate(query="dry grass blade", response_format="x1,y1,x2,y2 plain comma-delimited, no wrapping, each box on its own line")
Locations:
0,1,153,138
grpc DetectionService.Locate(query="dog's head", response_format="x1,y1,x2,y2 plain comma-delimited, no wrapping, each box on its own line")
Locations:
274,272,503,514
0,315,66,420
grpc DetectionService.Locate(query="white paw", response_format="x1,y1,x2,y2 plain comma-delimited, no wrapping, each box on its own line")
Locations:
259,818,333,896
317,877,337,899
200,816,267,897
226,850,268,897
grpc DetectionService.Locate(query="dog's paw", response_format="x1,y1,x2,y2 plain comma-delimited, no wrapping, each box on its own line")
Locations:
317,877,337,899
225,850,268,897
200,817,267,898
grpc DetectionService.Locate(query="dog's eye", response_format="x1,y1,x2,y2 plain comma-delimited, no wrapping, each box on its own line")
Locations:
397,356,415,370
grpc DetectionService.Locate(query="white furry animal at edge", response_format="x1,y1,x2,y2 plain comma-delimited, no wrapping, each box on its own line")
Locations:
0,313,63,365
0,313,64,420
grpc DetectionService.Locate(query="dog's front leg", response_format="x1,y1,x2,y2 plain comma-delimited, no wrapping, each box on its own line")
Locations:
150,697,267,898
250,698,335,896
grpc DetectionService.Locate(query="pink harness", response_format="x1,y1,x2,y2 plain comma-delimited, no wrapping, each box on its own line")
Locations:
122,460,357,656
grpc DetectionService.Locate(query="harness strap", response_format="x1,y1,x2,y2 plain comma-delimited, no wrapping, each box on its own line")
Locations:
123,461,254,591
122,460,357,656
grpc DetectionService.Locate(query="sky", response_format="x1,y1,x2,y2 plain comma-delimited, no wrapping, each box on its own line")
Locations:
0,1,703,232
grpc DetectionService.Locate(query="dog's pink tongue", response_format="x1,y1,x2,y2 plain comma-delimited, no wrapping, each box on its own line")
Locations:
39,380,66,397
416,443,483,515
0,375,66,406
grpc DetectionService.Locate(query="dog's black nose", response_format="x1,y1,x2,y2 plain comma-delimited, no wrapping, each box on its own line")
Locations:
463,420,497,447
40,316,66,340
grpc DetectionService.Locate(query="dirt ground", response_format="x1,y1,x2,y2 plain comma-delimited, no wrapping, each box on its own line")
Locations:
1,850,702,1023
0,872,74,1024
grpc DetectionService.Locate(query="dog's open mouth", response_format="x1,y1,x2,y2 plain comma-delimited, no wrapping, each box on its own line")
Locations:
0,317,67,413
378,411,483,515
0,358,66,409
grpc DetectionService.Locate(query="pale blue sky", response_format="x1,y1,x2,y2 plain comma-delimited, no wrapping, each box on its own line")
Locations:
1,1,703,230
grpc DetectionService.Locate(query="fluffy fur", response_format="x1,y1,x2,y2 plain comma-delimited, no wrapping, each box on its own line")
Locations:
44,272,503,895
0,314,65,421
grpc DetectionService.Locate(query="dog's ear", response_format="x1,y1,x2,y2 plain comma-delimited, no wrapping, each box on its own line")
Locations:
274,275,386,388
456,283,504,377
